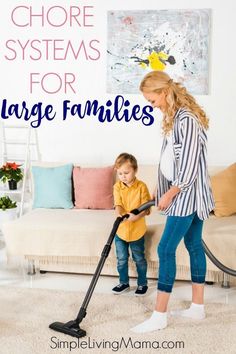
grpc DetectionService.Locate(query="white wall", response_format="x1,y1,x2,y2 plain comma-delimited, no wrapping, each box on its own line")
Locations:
1,0,236,166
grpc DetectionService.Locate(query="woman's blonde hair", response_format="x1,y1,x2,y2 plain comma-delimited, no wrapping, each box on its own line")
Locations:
140,71,209,134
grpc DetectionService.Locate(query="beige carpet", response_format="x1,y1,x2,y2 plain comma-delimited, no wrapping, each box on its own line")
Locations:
0,287,235,354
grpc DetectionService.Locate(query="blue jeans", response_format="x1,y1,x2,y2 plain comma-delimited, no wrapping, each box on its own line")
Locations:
157,212,206,293
115,235,147,286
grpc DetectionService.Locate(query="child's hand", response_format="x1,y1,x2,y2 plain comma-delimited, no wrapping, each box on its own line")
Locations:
126,213,140,222
115,205,125,218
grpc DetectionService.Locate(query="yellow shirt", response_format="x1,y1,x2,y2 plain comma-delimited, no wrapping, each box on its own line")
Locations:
113,178,151,242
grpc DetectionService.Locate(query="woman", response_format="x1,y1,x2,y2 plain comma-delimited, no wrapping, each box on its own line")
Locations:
131,71,214,333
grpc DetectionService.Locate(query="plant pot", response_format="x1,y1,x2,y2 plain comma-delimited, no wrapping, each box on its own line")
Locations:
8,180,17,190
0,208,17,225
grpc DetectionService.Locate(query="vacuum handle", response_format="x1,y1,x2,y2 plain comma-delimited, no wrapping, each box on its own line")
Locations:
118,200,156,221
130,200,155,215
74,199,155,326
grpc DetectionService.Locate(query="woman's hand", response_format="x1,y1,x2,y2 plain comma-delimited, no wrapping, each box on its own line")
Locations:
157,186,180,211
157,192,173,211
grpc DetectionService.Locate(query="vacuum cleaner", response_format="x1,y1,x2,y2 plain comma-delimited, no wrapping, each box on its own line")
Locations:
49,200,155,339
49,199,236,339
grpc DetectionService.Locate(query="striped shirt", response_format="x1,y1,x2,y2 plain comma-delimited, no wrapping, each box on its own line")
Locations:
157,108,214,220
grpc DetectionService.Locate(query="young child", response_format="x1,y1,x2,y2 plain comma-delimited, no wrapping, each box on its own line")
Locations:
112,153,151,296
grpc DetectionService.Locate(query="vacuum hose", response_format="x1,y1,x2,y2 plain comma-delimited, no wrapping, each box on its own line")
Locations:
202,240,236,277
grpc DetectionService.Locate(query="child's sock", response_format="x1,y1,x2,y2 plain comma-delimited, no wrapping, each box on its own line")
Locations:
130,311,167,333
170,302,205,320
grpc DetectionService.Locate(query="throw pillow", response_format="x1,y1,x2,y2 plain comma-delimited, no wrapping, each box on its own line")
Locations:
73,166,114,209
210,163,236,217
32,164,73,209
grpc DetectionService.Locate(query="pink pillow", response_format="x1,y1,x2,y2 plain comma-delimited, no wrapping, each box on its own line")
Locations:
73,166,114,209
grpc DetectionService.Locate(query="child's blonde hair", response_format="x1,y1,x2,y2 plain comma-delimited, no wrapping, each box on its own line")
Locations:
140,70,209,134
115,153,138,171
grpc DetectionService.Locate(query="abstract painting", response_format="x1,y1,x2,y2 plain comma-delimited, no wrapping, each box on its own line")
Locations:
107,9,211,94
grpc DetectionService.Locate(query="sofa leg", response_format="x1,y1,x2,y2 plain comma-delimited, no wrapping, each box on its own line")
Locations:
27,260,36,275
40,270,47,274
221,272,230,288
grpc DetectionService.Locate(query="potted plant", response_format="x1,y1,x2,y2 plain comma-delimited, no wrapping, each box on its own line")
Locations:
0,196,18,224
0,162,23,190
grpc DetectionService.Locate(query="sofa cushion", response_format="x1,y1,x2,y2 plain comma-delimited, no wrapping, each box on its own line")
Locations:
210,163,236,217
73,166,114,209
32,164,73,209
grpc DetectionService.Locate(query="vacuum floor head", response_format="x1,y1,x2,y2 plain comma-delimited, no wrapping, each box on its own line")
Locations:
49,320,86,338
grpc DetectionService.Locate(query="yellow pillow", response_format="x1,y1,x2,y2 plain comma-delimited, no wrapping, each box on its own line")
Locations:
210,163,236,217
